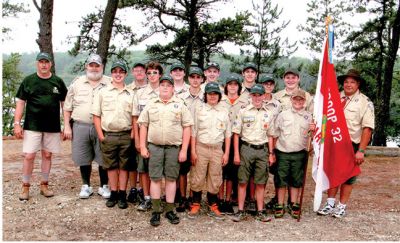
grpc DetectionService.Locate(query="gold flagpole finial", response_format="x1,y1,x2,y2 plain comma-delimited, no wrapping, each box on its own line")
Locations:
325,16,332,37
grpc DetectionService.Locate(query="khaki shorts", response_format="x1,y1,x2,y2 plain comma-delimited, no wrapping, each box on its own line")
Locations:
23,130,61,153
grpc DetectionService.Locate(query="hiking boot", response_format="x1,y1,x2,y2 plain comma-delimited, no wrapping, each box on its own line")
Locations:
332,204,346,218
255,210,273,222
188,203,201,219
231,210,247,222
137,188,145,202
185,196,192,210
98,185,111,199
246,200,256,215
288,202,301,219
19,183,30,201
317,202,335,216
127,188,138,203
219,200,227,215
224,201,235,215
274,204,285,218
79,184,93,199
265,197,277,211
40,181,54,197
118,191,128,209
176,197,187,212
165,211,180,224
150,212,161,227
137,198,152,211
106,191,118,207
208,203,224,220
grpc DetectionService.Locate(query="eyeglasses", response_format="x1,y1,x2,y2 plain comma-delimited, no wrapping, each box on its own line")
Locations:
207,62,219,67
146,71,159,75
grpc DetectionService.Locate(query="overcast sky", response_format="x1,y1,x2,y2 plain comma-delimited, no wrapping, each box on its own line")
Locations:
2,0,310,57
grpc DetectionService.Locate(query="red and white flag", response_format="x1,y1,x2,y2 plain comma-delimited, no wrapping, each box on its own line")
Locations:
312,38,361,212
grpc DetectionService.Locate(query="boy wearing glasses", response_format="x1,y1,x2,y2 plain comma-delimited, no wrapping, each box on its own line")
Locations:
132,61,163,212
91,60,134,209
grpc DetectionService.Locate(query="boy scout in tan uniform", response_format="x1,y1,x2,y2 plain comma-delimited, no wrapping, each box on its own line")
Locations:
317,69,374,218
272,89,314,219
231,84,275,222
275,69,313,112
138,75,193,227
240,62,258,102
132,61,163,211
218,73,249,214
175,66,205,212
188,82,231,220
91,60,134,210
170,62,190,95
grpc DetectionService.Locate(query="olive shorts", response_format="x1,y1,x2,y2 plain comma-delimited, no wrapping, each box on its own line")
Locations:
237,143,269,185
274,149,306,188
100,131,133,170
148,143,180,181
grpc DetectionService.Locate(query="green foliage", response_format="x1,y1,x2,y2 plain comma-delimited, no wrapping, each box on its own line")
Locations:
2,53,24,136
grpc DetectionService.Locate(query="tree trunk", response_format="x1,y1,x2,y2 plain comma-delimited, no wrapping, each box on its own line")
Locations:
34,0,55,74
183,0,198,75
372,1,400,146
97,0,119,68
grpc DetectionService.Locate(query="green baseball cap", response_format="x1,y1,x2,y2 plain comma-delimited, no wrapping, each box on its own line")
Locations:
258,75,275,84
111,60,128,72
283,69,299,77
204,61,220,70
225,73,243,85
250,84,265,95
132,62,146,69
160,75,174,85
189,67,204,76
170,62,185,72
36,52,52,62
205,82,221,94
242,62,257,72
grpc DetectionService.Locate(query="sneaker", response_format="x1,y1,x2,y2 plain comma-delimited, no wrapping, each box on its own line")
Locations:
274,204,285,218
255,210,273,222
106,191,118,207
176,197,187,212
98,185,111,199
332,204,346,218
137,199,152,211
265,197,277,211
165,211,180,224
288,203,301,219
79,184,93,199
208,203,224,220
188,203,201,219
231,210,247,222
317,202,335,216
224,201,235,215
137,188,145,202
150,212,161,227
127,188,138,203
246,200,257,215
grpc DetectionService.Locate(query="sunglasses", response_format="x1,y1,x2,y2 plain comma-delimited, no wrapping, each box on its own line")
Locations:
207,62,219,67
146,71,159,75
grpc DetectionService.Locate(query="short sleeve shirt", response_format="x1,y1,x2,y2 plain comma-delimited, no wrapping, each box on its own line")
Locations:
177,88,204,117
275,88,313,113
273,108,312,152
232,104,275,145
91,84,134,132
63,75,111,123
341,90,375,143
263,96,281,120
192,102,231,144
16,73,67,132
137,96,194,146
132,85,159,116
220,94,250,124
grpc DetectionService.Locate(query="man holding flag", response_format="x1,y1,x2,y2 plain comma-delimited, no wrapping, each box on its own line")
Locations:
312,21,375,218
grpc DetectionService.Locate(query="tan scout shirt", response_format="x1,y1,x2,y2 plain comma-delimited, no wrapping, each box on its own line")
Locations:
91,84,134,132
263,96,281,120
132,85,159,116
220,94,250,123
137,96,194,146
232,104,275,145
275,88,313,113
177,89,204,117
192,103,231,144
341,90,375,144
64,75,111,123
174,82,190,95
273,108,312,152
127,81,147,92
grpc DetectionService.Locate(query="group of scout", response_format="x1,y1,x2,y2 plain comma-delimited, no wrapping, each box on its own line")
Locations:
78,54,317,227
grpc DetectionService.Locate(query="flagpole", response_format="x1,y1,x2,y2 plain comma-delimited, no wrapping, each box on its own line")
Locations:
297,136,312,222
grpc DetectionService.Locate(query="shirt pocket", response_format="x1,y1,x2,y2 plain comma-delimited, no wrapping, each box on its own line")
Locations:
345,108,359,125
103,96,115,111
75,90,90,105
169,110,182,125
149,108,160,122
216,116,226,131
282,119,292,135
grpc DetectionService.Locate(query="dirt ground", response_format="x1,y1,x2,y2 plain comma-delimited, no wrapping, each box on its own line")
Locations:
2,139,400,241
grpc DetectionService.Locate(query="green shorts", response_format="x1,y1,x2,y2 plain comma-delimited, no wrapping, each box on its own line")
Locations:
137,154,149,173
148,143,180,181
237,143,268,185
274,150,307,188
100,131,133,170
343,143,360,185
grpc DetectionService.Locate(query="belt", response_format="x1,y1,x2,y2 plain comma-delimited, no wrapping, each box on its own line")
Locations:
103,130,131,136
242,141,266,150
197,141,223,149
149,143,179,148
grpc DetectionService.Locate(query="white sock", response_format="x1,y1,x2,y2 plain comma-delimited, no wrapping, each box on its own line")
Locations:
338,202,346,208
327,198,336,207
144,195,151,200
